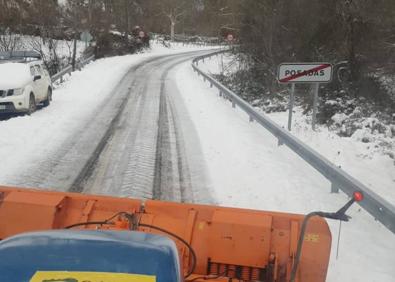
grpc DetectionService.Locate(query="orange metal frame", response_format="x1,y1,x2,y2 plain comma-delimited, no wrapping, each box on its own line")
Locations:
0,186,331,282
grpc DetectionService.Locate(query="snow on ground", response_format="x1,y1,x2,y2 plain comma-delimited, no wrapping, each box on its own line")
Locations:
0,44,212,184
197,50,239,74
175,59,395,281
201,54,395,205
268,109,395,204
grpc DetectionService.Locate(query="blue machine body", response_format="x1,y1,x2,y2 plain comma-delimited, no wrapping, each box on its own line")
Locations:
0,230,182,282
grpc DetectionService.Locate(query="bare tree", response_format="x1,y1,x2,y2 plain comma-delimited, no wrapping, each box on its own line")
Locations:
0,29,23,51
159,0,189,41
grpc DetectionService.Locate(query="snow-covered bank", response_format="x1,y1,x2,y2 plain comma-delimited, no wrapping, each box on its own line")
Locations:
175,60,395,281
268,109,395,203
200,53,395,205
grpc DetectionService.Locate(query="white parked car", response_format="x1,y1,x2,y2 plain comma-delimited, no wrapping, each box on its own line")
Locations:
0,51,52,115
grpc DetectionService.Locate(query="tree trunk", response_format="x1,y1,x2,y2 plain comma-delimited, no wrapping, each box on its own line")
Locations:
124,0,130,35
170,21,175,41
344,0,359,83
72,37,77,71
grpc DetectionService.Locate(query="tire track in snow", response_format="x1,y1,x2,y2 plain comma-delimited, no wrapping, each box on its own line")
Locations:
153,59,195,202
82,52,210,201
80,54,189,197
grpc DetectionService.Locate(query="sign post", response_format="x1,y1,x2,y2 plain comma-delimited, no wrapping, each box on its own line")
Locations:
288,83,295,131
80,31,93,48
312,83,319,131
278,63,333,131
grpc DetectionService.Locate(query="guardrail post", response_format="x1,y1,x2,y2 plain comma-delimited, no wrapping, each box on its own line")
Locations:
288,83,295,131
331,183,340,193
232,100,236,108
210,83,213,88
219,90,222,97
249,116,254,122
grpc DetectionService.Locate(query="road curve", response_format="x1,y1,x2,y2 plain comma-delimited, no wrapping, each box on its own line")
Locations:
13,51,215,204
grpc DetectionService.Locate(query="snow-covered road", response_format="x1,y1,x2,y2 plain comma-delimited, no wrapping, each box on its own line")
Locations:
0,47,394,281
0,47,213,204
82,52,214,204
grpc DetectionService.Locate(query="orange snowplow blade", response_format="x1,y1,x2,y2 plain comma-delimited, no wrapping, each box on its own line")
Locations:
0,186,331,281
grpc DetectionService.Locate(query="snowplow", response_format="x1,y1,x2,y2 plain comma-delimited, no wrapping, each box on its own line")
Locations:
0,185,363,282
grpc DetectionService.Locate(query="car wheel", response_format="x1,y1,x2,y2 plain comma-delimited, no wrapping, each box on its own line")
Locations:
27,94,36,115
43,88,52,107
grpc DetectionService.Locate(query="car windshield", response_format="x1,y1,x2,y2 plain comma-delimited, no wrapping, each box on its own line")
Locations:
0,1,394,282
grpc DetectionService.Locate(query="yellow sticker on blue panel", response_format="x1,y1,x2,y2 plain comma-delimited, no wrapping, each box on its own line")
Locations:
30,271,156,282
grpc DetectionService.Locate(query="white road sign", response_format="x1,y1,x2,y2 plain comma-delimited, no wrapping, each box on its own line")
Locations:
278,63,333,83
80,31,93,43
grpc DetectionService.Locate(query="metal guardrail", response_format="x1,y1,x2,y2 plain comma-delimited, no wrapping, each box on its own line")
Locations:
51,55,95,83
192,51,395,234
151,33,224,48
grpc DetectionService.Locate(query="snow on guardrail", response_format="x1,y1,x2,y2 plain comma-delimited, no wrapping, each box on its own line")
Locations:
51,55,95,83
